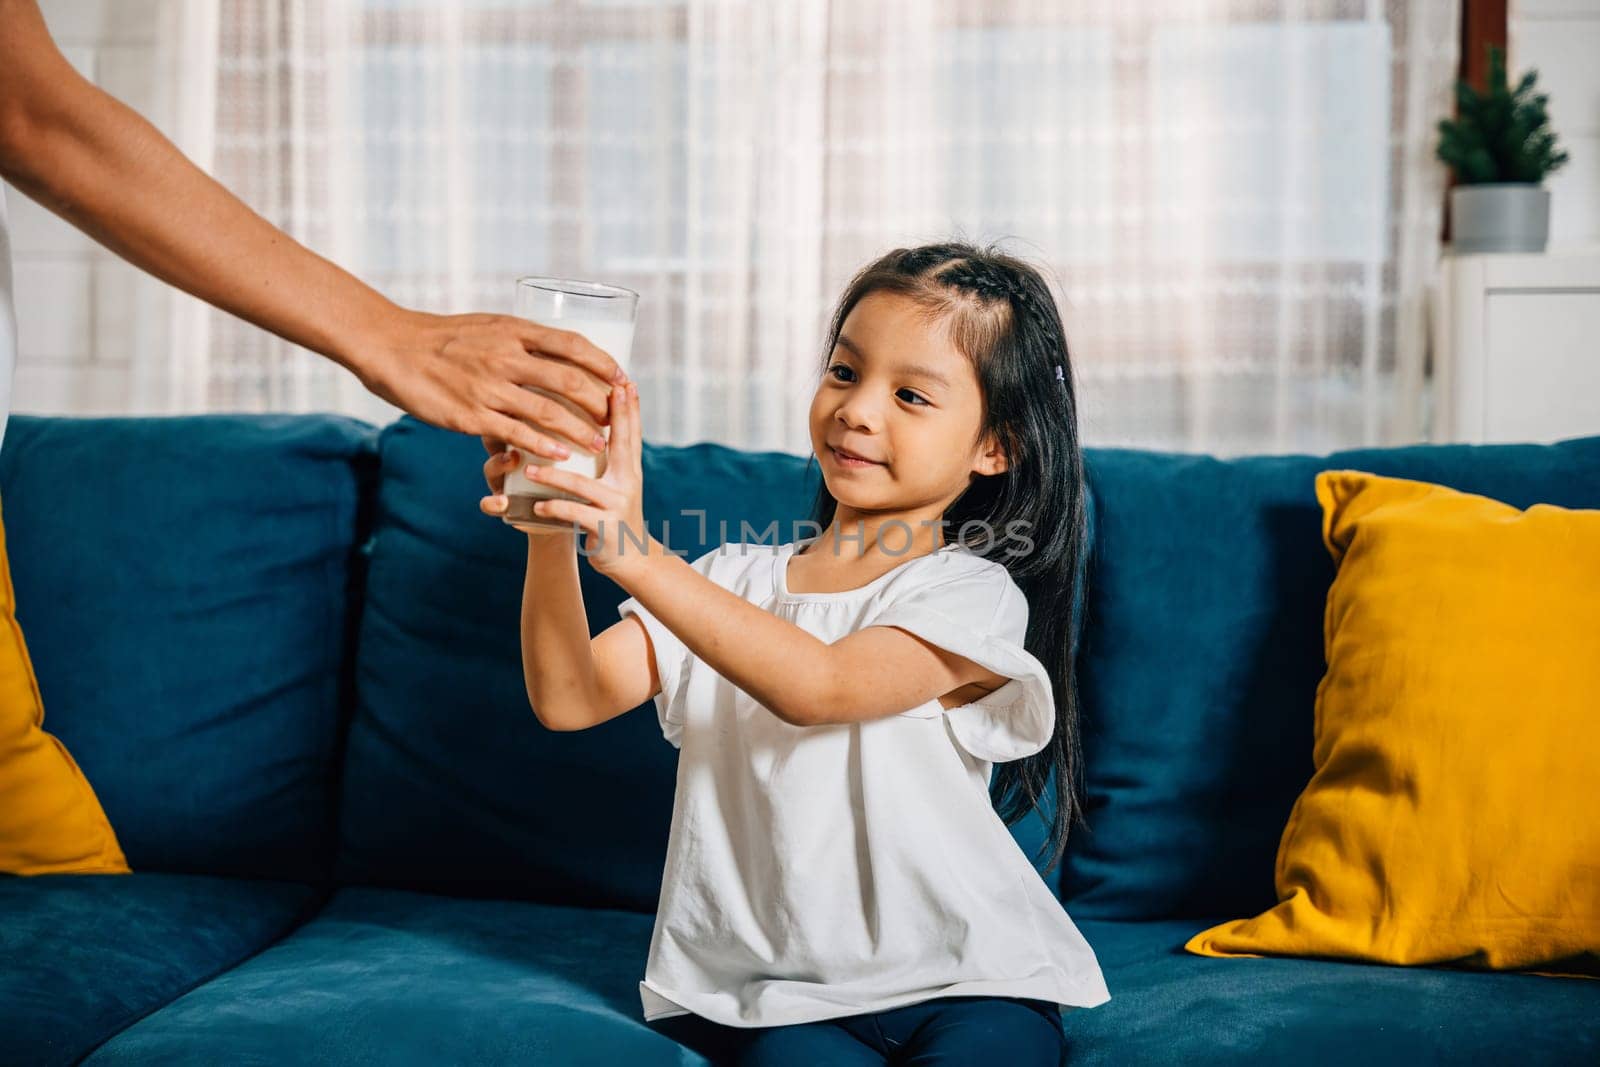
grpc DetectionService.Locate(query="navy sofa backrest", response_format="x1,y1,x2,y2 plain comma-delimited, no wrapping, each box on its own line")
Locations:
1069,434,1600,922
10,411,1596,923
0,414,378,883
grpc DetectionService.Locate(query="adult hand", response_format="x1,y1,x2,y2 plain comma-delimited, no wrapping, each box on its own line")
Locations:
0,0,632,459
351,307,631,462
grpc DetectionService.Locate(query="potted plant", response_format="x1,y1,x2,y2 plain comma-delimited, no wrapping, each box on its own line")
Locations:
1436,43,1569,253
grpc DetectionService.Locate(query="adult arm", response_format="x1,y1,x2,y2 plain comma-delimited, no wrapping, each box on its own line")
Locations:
0,0,627,458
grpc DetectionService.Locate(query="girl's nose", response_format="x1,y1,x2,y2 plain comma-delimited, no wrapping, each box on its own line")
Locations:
834,401,879,431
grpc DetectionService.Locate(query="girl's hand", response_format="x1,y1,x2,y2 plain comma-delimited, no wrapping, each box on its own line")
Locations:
495,381,655,580
480,445,524,518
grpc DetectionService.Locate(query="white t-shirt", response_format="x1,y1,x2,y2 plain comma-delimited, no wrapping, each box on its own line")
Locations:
617,534,1112,1029
0,187,16,453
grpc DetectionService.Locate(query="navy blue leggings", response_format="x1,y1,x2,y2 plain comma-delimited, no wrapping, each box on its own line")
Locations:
645,994,1067,1066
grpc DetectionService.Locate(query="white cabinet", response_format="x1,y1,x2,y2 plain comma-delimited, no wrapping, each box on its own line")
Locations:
1430,248,1600,444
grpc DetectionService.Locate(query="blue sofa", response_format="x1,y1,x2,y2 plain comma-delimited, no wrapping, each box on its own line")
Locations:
2,412,1596,1066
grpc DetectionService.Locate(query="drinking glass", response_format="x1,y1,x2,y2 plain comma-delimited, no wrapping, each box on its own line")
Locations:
501,276,639,533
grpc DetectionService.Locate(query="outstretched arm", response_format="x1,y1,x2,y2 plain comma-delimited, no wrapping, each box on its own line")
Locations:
614,555,1005,727
0,0,628,459
482,381,1003,731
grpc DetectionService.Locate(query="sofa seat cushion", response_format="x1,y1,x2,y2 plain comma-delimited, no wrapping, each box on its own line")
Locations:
82,887,691,1066
1066,918,1600,1064
78,897,1600,1065
0,872,322,1067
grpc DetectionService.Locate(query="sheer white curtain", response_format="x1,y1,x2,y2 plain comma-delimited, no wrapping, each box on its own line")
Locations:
145,0,1461,456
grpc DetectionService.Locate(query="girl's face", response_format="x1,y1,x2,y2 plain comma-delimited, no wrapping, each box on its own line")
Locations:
808,290,1009,527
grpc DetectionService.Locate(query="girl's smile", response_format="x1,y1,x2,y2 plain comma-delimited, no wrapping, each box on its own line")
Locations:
827,445,884,469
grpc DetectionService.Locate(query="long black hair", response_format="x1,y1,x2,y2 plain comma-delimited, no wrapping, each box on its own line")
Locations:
804,240,1090,877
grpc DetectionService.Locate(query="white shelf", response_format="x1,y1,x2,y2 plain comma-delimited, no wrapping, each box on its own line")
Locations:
1430,246,1600,444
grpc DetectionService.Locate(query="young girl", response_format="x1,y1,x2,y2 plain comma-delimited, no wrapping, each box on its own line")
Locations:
480,241,1110,1065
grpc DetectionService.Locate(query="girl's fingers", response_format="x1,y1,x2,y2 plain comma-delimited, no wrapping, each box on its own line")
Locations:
596,382,638,484
627,381,641,475
479,494,509,516
531,496,605,530
524,461,618,507
608,384,632,469
483,449,520,494
483,449,518,475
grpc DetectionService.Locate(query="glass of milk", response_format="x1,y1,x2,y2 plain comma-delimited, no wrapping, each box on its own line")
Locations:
501,276,639,534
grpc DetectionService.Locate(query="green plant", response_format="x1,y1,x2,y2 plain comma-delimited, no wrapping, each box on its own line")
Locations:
1436,44,1569,184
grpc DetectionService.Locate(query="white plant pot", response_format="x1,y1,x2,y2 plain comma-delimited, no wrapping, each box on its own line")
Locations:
1450,183,1551,254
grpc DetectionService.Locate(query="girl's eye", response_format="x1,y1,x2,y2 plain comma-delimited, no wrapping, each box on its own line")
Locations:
825,363,929,406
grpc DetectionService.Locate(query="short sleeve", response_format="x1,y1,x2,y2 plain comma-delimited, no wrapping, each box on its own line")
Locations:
863,564,1056,763
616,546,721,748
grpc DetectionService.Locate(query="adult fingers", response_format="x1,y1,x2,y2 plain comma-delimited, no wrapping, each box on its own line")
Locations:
497,381,607,456
511,318,629,390
484,411,581,466
506,350,616,426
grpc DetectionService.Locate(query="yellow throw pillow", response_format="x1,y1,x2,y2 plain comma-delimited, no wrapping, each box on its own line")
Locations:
0,495,129,875
1186,470,1599,979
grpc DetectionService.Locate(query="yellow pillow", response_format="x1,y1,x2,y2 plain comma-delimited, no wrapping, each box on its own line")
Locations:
0,495,129,874
1186,470,1599,979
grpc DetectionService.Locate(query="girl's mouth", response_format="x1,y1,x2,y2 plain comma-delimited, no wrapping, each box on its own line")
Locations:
829,447,883,469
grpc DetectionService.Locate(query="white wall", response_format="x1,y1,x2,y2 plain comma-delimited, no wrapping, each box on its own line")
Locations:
1511,0,1600,249
5,0,165,417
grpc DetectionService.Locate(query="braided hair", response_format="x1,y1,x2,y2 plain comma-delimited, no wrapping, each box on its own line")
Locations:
804,240,1091,878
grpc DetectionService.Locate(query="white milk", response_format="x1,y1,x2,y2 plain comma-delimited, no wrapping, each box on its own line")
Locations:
502,315,636,529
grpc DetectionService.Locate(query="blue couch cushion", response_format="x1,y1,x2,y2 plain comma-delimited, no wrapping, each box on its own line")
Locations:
79,891,1600,1065
1067,434,1600,922
1064,918,1600,1064
82,887,687,1066
0,872,322,1067
0,415,378,882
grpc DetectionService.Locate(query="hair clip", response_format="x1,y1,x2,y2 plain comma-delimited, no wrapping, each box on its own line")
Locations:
1054,364,1065,384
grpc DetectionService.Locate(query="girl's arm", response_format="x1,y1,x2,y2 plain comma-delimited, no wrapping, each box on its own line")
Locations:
522,535,1004,731
519,534,607,730
518,534,786,731
500,385,1000,731
585,548,1005,729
